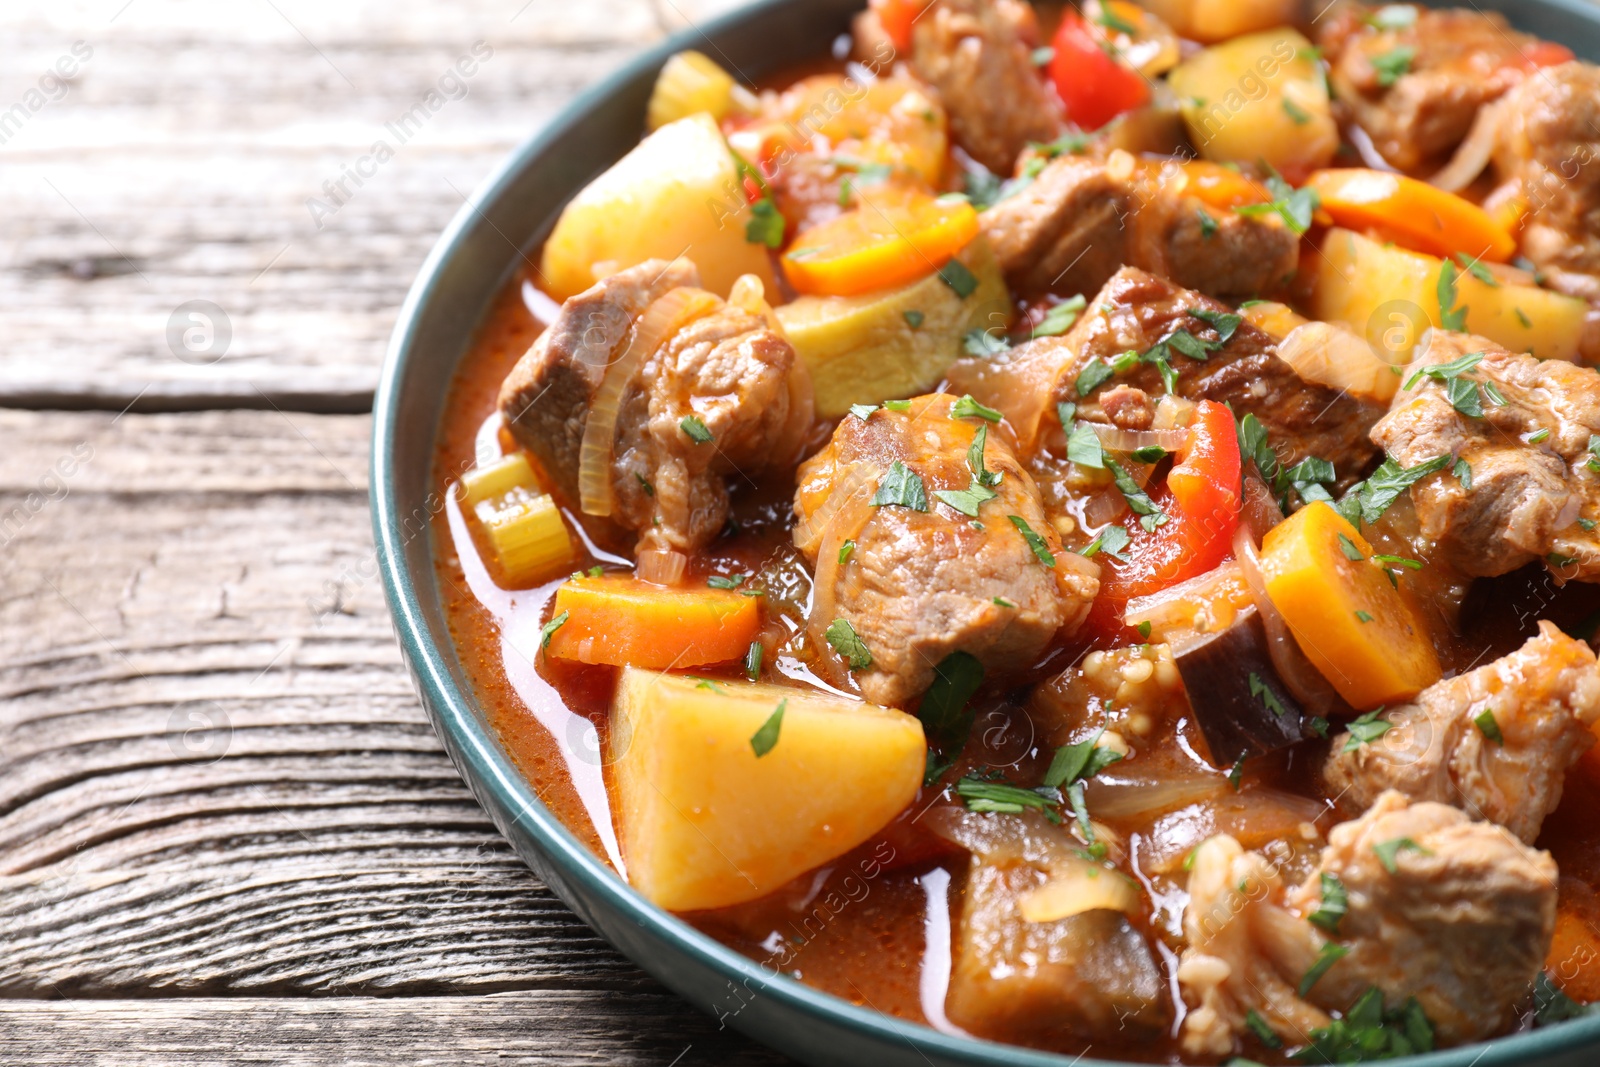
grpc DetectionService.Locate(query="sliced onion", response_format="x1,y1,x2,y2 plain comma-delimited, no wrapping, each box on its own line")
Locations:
802,467,881,676
1429,99,1504,193
1124,560,1253,642
1275,320,1399,403
945,341,1076,454
1085,485,1129,527
577,287,720,516
1082,773,1226,820
1151,395,1196,431
1346,123,1401,174
1091,423,1190,454
636,547,687,586
793,464,879,557
1231,523,1344,713
728,273,783,334
1020,866,1141,922
1240,473,1285,545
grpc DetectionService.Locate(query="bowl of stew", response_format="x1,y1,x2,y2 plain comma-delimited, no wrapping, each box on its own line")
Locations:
374,0,1600,1063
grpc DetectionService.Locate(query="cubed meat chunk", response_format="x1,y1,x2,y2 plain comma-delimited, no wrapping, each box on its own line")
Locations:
793,393,1097,707
1371,329,1600,579
1319,3,1555,173
933,809,1170,1044
909,0,1062,175
1039,268,1383,485
1326,621,1600,842
1180,791,1557,1056
980,155,1300,301
499,260,810,556
1493,61,1600,299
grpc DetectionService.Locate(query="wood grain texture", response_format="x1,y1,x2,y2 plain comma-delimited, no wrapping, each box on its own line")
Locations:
0,0,744,410
0,992,782,1066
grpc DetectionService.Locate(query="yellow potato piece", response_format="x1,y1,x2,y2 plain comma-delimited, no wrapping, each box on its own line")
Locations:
540,113,778,301
775,236,1012,418
1310,228,1587,362
1169,29,1337,175
611,668,925,911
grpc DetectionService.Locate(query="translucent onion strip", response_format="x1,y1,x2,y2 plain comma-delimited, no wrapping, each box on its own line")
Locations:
636,547,688,586
1231,523,1344,712
1429,99,1504,194
1091,424,1190,454
577,287,720,516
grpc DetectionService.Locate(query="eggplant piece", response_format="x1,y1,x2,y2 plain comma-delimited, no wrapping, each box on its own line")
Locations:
1173,605,1319,763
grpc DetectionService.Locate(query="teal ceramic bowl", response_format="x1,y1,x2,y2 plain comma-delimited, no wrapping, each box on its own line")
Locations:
373,2,1600,1063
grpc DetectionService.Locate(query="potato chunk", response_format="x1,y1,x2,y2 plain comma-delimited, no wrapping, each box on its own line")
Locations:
540,114,778,301
611,669,924,911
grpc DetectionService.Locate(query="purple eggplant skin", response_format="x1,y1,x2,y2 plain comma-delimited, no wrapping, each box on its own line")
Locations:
1173,606,1319,764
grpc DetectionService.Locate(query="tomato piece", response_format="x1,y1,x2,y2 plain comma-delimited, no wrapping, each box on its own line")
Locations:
869,0,928,54
780,187,979,297
1087,401,1242,635
1305,168,1516,263
1048,12,1151,131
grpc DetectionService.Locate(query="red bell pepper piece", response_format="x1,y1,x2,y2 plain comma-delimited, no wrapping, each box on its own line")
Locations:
1087,400,1243,635
1047,11,1150,131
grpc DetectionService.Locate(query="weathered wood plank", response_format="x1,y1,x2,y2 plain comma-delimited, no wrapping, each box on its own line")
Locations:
0,992,788,1066
0,0,754,409
0,408,786,1067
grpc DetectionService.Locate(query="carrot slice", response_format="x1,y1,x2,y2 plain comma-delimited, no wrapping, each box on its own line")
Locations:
545,575,759,668
1179,161,1271,211
781,188,980,297
1259,502,1441,709
1305,168,1516,263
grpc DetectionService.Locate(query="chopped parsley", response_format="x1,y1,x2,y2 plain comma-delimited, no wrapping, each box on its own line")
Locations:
994,596,1015,608
1529,427,1552,444
1453,458,1472,489
824,618,873,670
1282,97,1312,125
1535,971,1600,1026
1338,533,1365,561
1308,872,1348,934
679,415,714,443
1344,708,1393,751
1517,306,1533,328
1033,294,1087,338
1043,727,1124,788
744,197,785,249
635,473,655,497
955,776,1061,818
707,573,746,589
1371,44,1416,87
1009,515,1056,566
903,309,925,329
919,651,984,786
1075,357,1117,396
1136,620,1153,639
849,403,878,421
1298,942,1349,997
933,480,998,518
1373,836,1432,874
1245,1010,1284,1050
1080,523,1131,562
749,699,785,757
1474,707,1504,745
1196,206,1218,239
951,394,1003,422
1235,171,1320,235
743,640,762,681
1108,458,1169,532
1436,259,1469,332
1095,5,1140,35
1030,45,1054,66
1130,445,1168,463
1338,454,1453,526
838,539,856,565
1589,434,1600,474
1366,4,1418,29
1455,252,1499,287
1228,753,1247,791
968,424,1001,486
1067,420,1105,468
963,327,1011,357
1356,610,1373,623
938,258,979,298
1296,988,1435,1060
871,460,929,511
1188,306,1243,343
883,399,911,412
1249,672,1288,717
539,610,569,651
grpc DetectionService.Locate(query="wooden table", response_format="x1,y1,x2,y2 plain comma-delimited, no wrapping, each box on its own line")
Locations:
0,2,793,1062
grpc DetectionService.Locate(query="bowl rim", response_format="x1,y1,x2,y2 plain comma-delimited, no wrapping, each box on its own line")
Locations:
372,1,1600,1063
